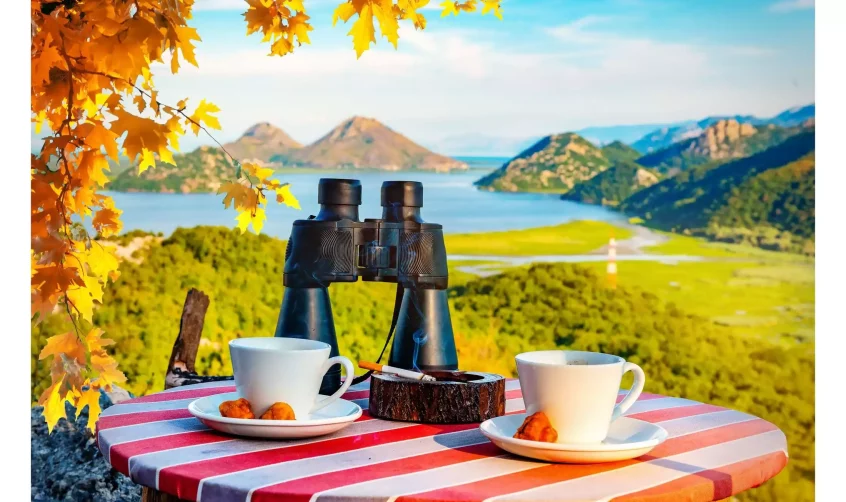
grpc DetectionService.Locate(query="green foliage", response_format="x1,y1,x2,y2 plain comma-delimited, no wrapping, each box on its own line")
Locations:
623,131,815,253
562,161,659,206
30,227,814,501
444,220,632,256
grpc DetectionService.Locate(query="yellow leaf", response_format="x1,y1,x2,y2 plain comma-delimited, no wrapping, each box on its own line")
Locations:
373,4,400,48
66,285,95,323
34,110,47,134
39,332,86,364
189,100,222,134
218,181,252,210
235,207,267,234
333,3,356,26
275,185,301,210
175,26,202,67
349,4,376,58
39,378,69,433
158,146,176,166
85,243,120,279
86,328,117,352
77,387,102,432
138,148,156,173
481,0,502,19
83,275,104,303
91,353,127,390
440,1,458,17
284,0,306,11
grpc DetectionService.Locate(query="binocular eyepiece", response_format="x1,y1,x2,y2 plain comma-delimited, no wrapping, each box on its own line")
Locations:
314,178,424,223
274,178,458,394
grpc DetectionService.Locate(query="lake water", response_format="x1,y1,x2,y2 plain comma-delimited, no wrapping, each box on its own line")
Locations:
106,169,627,240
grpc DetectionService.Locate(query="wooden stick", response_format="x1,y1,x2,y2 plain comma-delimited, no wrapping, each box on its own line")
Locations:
164,288,233,390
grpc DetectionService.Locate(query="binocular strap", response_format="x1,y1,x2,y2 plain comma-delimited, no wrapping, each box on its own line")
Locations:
351,283,404,386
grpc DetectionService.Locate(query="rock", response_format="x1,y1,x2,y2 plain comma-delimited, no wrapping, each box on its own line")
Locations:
31,387,141,502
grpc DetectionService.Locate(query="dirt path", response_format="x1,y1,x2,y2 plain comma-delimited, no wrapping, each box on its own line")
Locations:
591,223,669,256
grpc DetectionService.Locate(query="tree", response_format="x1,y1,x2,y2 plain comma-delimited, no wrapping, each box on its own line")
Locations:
30,0,503,432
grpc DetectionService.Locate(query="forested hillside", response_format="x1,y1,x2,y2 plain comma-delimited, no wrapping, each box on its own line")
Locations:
622,130,815,253
561,160,659,206
31,227,813,502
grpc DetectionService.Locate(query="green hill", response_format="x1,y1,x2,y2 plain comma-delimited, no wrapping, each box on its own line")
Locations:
561,160,659,206
636,120,804,175
31,226,813,501
622,130,815,253
600,140,642,164
474,133,610,192
106,146,236,193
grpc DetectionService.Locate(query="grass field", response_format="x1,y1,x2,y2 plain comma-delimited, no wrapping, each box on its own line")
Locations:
584,260,814,343
644,231,813,263
444,220,632,256
445,221,815,345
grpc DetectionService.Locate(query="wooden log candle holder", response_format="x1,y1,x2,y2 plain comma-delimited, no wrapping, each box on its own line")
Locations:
368,371,505,424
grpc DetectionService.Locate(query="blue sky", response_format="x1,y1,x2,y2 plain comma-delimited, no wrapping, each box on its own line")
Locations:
35,0,816,154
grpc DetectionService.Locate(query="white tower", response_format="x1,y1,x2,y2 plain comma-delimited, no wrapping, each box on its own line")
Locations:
607,236,617,289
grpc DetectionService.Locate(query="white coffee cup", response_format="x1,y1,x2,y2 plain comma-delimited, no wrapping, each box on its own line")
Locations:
229,337,354,419
516,350,645,444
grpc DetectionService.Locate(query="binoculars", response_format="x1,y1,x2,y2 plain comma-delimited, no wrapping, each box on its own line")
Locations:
273,179,459,394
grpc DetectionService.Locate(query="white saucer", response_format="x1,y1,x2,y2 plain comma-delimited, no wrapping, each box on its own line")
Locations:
188,392,362,439
480,414,668,464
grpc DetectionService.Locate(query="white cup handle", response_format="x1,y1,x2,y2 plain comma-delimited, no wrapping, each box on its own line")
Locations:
310,356,355,413
611,362,645,422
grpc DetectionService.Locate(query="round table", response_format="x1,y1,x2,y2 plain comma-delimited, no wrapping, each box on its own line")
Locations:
96,379,788,502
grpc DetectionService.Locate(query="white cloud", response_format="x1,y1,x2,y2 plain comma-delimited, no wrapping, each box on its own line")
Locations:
769,0,815,13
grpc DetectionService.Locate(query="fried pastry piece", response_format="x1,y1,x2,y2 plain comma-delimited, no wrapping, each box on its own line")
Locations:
219,398,255,419
260,402,296,420
514,411,558,443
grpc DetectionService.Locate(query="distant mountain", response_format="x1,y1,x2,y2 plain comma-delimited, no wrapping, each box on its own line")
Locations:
275,116,466,172
636,119,804,175
575,123,676,147
601,141,642,164
474,133,609,192
765,104,815,127
561,160,659,206
223,122,301,163
632,104,815,153
622,129,815,253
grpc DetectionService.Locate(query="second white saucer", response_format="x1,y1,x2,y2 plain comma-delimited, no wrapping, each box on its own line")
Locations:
480,413,668,463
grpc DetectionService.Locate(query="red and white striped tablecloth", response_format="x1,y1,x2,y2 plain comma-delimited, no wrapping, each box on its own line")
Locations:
96,379,788,502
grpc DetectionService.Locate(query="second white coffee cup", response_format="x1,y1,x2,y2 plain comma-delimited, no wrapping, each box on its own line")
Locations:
516,350,645,444
229,337,354,419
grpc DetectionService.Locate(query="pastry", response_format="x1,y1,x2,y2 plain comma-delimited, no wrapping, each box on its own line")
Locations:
218,398,255,419
260,402,296,420
514,411,558,443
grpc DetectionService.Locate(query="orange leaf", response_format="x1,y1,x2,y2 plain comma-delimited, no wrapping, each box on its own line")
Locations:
39,332,86,365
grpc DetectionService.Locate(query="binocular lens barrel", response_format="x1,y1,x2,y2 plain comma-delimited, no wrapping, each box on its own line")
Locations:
318,178,362,206
381,181,423,208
